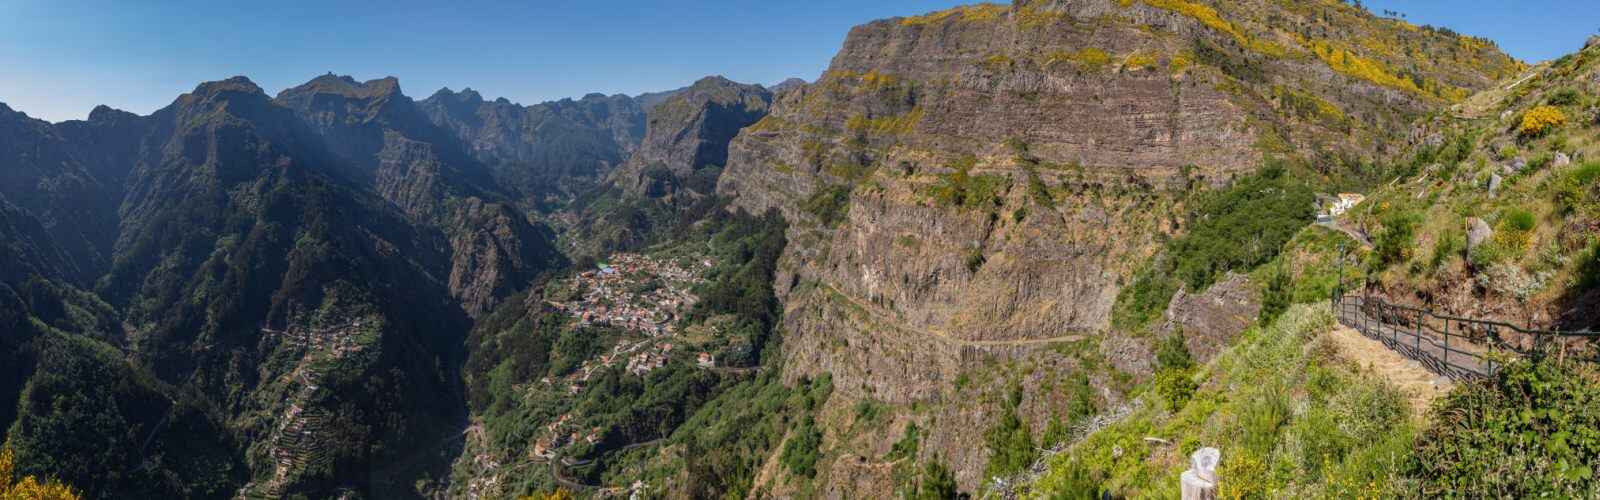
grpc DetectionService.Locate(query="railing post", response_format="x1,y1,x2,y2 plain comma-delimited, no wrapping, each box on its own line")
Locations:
1416,309,1423,355
1443,319,1450,370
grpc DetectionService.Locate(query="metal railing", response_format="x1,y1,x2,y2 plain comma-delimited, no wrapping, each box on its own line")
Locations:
1327,243,1600,381
1331,287,1600,380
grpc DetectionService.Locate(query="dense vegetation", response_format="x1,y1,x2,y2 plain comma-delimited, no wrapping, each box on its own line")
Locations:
1413,359,1600,496
1112,164,1316,331
983,383,1037,478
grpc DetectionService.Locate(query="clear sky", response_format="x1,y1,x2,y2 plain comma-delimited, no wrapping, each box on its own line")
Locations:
1,0,1594,123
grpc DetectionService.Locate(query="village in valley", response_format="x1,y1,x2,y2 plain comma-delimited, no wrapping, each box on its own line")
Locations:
522,252,726,465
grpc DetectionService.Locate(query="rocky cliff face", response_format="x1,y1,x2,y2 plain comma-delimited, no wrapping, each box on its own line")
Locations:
418,87,646,206
275,75,564,317
610,76,773,204
715,0,1520,491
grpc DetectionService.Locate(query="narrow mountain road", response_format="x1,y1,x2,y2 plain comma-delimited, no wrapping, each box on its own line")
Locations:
548,439,663,491
810,283,1088,347
1315,220,1372,248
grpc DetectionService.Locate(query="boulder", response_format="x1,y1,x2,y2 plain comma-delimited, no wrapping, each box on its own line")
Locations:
1511,156,1527,172
1467,217,1493,254
1488,174,1503,196
1554,152,1571,168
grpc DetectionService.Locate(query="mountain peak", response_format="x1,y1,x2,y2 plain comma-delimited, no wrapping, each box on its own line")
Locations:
191,76,264,98
690,75,736,88
280,74,403,100
771,77,807,93
86,104,138,123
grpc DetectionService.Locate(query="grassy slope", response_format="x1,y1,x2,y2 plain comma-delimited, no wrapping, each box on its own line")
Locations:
1027,304,1417,498
1345,41,1600,329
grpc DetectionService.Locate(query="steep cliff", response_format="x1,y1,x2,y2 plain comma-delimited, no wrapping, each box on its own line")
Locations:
610,76,773,204
275,74,564,317
564,76,774,255
714,0,1520,492
418,87,646,207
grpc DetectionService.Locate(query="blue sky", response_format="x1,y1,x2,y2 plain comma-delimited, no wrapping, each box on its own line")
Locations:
0,0,1593,122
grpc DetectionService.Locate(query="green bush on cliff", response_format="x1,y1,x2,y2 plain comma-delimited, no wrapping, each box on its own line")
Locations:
780,415,824,478
984,382,1037,479
1112,165,1315,331
902,460,960,500
803,184,852,227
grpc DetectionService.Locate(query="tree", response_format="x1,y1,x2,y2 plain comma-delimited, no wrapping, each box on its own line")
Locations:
904,461,960,500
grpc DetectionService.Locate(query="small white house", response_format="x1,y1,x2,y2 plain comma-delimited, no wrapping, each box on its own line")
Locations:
1329,193,1364,217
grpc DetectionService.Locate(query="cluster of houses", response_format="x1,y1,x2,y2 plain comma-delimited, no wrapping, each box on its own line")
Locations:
1317,192,1365,222
260,318,370,361
521,252,732,466
531,411,604,460
547,253,706,337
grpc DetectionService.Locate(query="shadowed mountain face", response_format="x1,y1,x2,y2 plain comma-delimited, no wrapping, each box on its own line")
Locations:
274,75,566,317
418,87,647,208
0,73,602,498
611,76,773,204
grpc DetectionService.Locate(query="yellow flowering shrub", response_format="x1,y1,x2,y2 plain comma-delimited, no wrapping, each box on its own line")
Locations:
899,4,1005,26
0,447,81,500
1519,105,1567,137
1123,51,1157,71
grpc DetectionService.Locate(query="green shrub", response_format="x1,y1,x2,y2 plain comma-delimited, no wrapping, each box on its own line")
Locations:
1153,369,1197,412
903,460,961,500
1430,230,1464,271
1578,239,1600,293
780,415,824,478
964,249,987,273
1495,207,1537,254
1374,209,1422,267
1555,162,1600,214
886,423,920,461
1502,208,1537,232
803,184,852,227
1548,87,1582,106
1259,262,1293,325
1155,334,1193,372
1412,359,1600,497
984,383,1036,478
1498,144,1520,160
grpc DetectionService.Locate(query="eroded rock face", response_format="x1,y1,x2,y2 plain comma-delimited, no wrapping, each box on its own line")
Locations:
418,87,646,203
1163,272,1260,364
276,75,564,317
718,0,1518,491
610,76,773,204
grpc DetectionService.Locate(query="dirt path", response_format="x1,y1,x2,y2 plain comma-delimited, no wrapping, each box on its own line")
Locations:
1325,326,1453,420
809,283,1088,347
